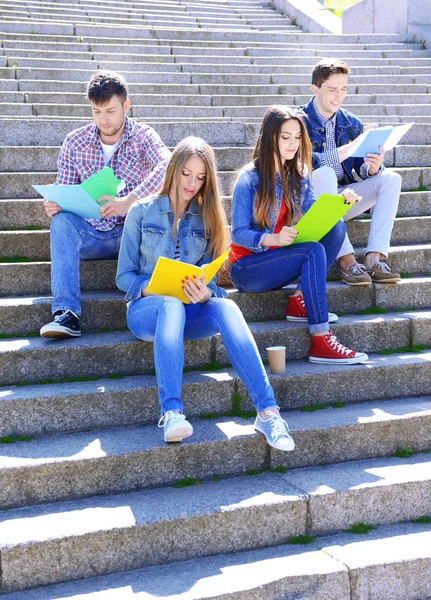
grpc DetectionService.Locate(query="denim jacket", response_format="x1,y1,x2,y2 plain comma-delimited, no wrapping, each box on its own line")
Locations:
231,163,316,252
116,194,228,302
299,98,367,185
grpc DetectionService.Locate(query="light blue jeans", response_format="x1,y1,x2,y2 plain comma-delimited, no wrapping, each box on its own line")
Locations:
313,166,401,258
50,212,123,316
126,296,277,416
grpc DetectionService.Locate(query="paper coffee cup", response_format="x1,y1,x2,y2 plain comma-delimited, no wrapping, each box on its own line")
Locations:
266,346,286,374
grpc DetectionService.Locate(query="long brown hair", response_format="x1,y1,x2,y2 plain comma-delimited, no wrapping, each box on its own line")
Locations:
158,137,228,259
251,105,312,229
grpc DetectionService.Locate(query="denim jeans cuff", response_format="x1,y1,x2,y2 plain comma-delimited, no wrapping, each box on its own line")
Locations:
255,400,279,413
52,305,81,317
309,322,329,334
161,398,184,416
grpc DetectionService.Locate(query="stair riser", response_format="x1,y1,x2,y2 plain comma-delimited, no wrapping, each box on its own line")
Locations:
1,314,429,386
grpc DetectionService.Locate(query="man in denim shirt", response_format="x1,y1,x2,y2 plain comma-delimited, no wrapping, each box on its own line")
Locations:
299,59,401,285
40,71,171,339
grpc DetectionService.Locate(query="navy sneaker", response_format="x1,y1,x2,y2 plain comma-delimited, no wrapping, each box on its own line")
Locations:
40,310,81,339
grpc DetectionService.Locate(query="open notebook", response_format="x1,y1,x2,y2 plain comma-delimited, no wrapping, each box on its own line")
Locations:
147,251,230,304
33,167,125,220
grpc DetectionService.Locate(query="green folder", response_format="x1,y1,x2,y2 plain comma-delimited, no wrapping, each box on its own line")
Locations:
292,194,351,244
33,167,125,220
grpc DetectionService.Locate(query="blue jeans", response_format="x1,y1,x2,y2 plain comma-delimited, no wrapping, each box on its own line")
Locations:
127,296,277,416
50,212,123,316
230,222,345,334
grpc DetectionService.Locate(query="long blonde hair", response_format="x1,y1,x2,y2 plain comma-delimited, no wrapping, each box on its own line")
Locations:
158,137,228,259
251,105,312,229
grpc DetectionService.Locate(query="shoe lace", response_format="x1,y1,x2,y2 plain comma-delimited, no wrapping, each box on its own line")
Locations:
263,411,289,437
326,334,351,356
374,261,391,272
158,410,184,428
297,295,305,309
351,263,367,275
54,310,78,323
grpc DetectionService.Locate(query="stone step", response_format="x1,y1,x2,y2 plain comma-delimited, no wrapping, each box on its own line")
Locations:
0,30,405,45
0,215,430,262
1,310,431,385
7,102,431,123
0,118,253,146
1,345,431,434
1,520,430,600
5,189,428,228
0,395,430,508
1,165,429,200
4,272,431,334
1,37,423,55
2,242,431,297
0,453,429,592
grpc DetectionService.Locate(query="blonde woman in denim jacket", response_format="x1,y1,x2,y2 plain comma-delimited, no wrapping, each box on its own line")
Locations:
116,137,295,450
230,106,368,365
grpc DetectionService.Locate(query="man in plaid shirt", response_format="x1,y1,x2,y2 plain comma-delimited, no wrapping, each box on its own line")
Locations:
40,71,171,339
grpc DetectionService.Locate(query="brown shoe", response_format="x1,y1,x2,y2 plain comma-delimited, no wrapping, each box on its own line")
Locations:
367,261,401,283
340,263,372,286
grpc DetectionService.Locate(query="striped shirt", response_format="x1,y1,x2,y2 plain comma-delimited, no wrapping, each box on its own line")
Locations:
314,101,345,181
56,116,171,231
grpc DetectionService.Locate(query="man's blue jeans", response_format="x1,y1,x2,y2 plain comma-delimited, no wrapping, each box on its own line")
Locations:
230,221,345,334
50,212,123,316
127,296,277,416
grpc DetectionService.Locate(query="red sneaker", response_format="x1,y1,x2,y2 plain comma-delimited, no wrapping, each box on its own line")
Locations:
286,294,338,323
309,332,368,364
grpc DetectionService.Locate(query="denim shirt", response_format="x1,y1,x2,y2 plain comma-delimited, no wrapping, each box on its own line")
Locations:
298,98,369,185
231,163,316,252
116,194,228,302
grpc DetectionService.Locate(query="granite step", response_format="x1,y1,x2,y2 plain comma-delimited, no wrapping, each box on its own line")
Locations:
2,242,431,296
0,165,429,199
1,345,431,434
2,187,426,227
0,396,430,508
0,214,430,261
1,311,431,386
0,453,429,592
3,272,431,335
0,117,429,147
1,520,430,600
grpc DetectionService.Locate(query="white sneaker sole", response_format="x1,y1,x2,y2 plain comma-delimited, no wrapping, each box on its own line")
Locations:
286,312,338,323
309,352,369,365
254,426,295,452
164,424,193,443
371,278,401,284
341,280,372,286
40,325,81,338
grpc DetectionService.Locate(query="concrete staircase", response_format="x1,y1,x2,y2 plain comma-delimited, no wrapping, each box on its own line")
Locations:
0,1,431,598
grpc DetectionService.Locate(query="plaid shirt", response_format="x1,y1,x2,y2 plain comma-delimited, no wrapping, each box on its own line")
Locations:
314,102,345,181
57,116,171,231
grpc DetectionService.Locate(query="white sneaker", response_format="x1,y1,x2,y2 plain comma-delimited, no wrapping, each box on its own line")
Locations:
254,411,295,451
158,411,193,442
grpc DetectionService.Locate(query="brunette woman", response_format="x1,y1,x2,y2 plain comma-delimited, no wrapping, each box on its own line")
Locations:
229,106,368,365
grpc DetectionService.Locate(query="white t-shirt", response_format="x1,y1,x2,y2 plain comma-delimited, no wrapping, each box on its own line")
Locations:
100,140,120,166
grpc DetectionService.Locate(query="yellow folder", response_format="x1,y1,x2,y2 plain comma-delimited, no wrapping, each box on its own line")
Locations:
147,250,229,303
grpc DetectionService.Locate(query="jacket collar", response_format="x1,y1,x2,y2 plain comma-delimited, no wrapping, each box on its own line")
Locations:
158,194,200,216
303,97,355,130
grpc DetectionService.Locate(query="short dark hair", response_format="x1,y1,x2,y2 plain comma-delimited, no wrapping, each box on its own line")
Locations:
87,71,128,105
311,59,350,87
